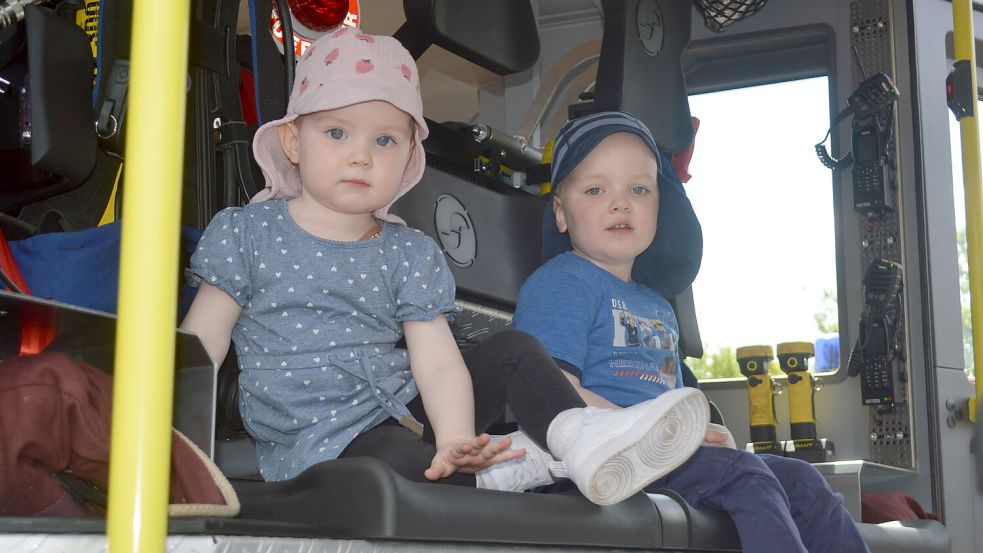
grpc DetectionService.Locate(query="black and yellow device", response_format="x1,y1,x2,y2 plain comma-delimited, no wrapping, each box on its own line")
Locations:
736,345,783,455
777,342,835,463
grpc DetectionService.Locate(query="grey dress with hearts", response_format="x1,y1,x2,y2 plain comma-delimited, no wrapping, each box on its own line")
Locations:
189,198,456,481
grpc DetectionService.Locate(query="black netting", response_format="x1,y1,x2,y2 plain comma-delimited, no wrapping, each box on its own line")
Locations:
691,0,771,33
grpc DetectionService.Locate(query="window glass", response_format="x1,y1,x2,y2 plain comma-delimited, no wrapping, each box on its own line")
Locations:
685,77,838,380
949,105,978,380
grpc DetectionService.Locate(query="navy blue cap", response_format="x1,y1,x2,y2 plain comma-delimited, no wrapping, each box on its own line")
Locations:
550,111,661,188
542,111,703,297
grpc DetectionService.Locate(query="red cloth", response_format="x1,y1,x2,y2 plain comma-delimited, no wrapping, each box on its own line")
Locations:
670,116,700,183
861,491,941,524
0,352,229,516
0,228,31,294
239,69,258,126
0,228,55,355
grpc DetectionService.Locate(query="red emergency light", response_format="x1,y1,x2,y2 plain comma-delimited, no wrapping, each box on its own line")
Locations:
271,0,360,57
286,0,349,31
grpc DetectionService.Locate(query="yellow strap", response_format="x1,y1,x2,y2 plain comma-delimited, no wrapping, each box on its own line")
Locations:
98,165,121,226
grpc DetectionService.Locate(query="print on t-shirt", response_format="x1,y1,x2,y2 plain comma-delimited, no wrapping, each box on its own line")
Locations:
611,306,678,387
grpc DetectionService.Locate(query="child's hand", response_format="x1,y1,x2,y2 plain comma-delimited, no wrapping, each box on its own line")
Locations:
424,433,527,481
703,423,737,449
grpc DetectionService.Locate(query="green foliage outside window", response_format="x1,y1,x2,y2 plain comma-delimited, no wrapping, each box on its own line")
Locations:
691,288,838,381
958,229,976,379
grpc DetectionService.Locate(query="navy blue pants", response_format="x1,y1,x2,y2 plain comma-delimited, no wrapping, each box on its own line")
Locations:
649,447,870,553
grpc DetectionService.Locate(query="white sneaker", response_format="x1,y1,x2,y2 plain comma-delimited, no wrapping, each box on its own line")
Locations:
475,431,566,492
546,387,709,505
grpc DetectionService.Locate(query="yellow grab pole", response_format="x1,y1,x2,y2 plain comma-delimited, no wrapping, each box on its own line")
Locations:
106,1,190,551
952,0,983,422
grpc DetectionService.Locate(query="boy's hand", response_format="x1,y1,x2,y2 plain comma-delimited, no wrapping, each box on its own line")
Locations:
424,433,527,481
703,423,737,449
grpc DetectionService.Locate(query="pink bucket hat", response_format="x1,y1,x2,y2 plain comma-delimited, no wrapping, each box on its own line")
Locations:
250,28,429,224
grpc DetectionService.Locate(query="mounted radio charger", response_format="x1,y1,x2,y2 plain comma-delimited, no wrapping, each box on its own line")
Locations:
815,71,900,214
847,258,904,405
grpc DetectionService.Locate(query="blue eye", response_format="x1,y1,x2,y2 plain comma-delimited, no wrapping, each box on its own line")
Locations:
376,135,395,147
327,128,346,140
585,187,602,196
631,185,651,195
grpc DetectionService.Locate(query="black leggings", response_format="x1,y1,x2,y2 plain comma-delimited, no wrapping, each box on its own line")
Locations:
338,330,586,486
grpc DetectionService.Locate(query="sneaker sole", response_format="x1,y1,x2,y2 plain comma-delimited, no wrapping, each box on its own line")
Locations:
580,388,709,505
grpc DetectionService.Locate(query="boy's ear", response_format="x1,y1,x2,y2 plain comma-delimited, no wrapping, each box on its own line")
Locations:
278,122,301,164
552,195,568,233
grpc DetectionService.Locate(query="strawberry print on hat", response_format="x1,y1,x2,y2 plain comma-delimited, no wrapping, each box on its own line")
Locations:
249,29,429,224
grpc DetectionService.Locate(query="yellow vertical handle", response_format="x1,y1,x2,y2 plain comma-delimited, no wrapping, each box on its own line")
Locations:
952,0,983,422
106,1,190,552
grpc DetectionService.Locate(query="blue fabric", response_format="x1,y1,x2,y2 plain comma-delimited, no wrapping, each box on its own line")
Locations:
542,142,702,299
814,335,840,371
549,111,662,186
680,359,700,389
7,221,202,319
552,355,700,389
648,449,870,553
189,199,456,480
514,252,682,408
545,449,869,553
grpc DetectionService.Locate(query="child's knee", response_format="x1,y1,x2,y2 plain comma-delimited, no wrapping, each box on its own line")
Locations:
481,329,552,366
689,447,782,486
771,456,831,488
725,448,776,475
766,456,840,506
492,329,543,352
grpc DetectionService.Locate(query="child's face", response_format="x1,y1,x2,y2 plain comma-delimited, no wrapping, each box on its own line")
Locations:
553,132,660,280
279,100,414,218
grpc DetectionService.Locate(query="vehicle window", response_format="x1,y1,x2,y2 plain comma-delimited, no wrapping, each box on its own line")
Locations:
684,77,838,381
949,104,979,380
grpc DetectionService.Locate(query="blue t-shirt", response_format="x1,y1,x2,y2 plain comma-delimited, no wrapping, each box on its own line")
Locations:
514,252,682,407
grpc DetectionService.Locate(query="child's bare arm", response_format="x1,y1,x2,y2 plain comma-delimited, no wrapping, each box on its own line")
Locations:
403,316,524,479
559,370,620,410
180,282,242,368
404,316,475,444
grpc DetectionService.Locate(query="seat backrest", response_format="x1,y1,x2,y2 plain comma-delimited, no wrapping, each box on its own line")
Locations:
389,161,546,312
1,6,97,213
593,0,693,154
397,0,539,75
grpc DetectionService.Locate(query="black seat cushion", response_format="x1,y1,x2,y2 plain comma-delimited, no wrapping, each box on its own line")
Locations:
227,456,740,550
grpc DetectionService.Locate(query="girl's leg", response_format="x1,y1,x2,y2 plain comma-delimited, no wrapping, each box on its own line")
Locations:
340,330,576,488
651,447,810,553
760,455,870,553
457,329,586,448
456,330,709,506
338,418,476,486
341,330,571,489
